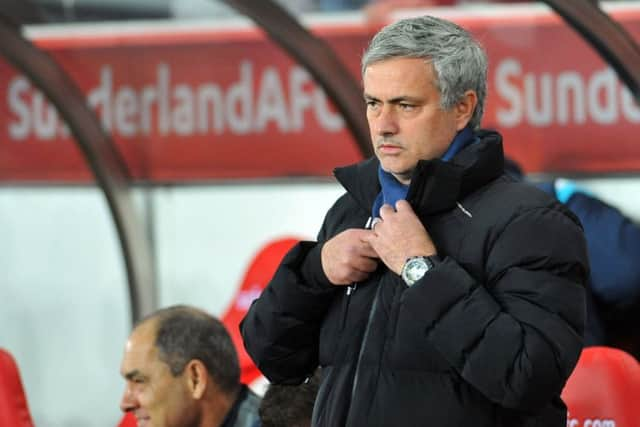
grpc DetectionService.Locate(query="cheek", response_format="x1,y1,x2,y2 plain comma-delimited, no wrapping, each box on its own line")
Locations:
139,388,159,411
163,383,195,425
140,383,170,415
409,123,452,158
404,122,431,151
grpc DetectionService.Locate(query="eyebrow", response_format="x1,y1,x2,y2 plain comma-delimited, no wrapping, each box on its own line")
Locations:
123,369,145,381
363,94,423,104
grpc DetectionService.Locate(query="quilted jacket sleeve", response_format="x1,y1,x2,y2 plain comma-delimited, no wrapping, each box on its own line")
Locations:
401,204,589,412
240,205,339,385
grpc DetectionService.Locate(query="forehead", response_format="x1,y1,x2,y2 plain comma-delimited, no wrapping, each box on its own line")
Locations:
120,321,162,375
363,57,437,95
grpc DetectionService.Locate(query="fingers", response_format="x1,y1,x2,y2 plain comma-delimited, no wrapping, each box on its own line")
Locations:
345,269,372,284
379,203,394,220
360,231,379,255
337,255,378,284
355,230,379,257
395,199,413,213
352,255,379,273
321,229,379,285
360,243,379,259
379,200,414,218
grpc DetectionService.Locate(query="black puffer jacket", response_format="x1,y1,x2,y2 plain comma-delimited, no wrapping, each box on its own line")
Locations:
241,131,588,427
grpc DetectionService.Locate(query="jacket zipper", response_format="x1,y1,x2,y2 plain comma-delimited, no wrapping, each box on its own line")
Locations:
349,285,380,408
340,284,356,330
347,216,378,415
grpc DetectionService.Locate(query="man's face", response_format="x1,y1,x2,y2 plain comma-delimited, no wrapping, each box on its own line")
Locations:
363,57,467,185
120,322,196,427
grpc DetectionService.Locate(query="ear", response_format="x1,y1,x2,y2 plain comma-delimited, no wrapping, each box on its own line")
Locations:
185,360,208,400
454,90,478,130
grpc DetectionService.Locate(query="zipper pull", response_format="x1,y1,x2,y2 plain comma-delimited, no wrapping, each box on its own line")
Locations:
346,284,357,295
365,216,373,230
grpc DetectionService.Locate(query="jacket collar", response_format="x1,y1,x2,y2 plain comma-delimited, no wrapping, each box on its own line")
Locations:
334,130,504,216
221,385,248,427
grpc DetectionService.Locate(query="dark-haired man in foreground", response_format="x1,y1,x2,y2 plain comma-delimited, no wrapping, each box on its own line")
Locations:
120,305,260,427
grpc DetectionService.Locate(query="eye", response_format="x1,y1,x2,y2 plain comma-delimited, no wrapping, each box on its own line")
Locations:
399,103,415,111
365,100,379,110
133,377,146,384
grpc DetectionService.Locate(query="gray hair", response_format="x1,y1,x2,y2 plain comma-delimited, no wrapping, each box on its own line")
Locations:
361,15,488,130
140,305,240,395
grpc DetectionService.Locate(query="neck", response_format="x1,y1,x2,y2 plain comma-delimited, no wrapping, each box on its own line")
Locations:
201,387,238,427
391,172,411,186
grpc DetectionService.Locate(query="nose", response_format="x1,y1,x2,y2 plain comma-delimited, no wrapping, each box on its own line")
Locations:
372,105,399,137
120,384,138,413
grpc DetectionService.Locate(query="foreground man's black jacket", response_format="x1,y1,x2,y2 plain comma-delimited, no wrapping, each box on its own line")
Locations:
241,131,588,427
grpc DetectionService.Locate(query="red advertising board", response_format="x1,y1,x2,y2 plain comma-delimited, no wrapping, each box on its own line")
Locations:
1,4,640,182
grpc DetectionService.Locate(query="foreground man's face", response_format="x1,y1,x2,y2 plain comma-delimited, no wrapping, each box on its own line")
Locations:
119,322,195,427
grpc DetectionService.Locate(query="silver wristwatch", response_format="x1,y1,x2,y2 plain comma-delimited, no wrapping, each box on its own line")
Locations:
401,256,436,286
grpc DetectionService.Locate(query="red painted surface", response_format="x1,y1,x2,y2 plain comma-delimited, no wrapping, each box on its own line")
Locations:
2,6,640,182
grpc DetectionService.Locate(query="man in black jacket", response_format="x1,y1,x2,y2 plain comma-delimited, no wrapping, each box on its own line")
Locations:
241,15,588,427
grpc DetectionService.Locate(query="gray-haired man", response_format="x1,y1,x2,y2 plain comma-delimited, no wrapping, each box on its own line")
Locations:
242,15,588,427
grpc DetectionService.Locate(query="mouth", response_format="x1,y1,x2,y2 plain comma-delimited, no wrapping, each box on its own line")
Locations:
377,144,402,154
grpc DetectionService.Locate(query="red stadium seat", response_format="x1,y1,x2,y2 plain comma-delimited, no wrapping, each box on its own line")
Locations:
0,348,35,427
562,346,640,427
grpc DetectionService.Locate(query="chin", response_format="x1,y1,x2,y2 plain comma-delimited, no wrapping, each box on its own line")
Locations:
380,164,410,180
380,161,402,173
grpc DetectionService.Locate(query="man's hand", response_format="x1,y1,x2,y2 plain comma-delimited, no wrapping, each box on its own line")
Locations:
321,229,380,285
364,200,437,275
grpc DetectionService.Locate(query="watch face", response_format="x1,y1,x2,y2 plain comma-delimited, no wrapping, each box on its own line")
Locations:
407,258,429,282
402,257,432,286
